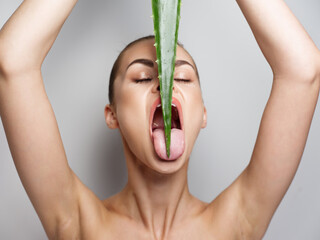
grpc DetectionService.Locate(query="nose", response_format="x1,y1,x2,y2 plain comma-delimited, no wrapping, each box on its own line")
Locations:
152,78,160,93
152,79,176,93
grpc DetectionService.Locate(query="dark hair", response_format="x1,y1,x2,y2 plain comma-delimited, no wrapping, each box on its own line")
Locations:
108,35,199,105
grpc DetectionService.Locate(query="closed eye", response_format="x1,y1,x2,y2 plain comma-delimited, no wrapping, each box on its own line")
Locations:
135,78,190,83
135,78,152,83
174,78,190,83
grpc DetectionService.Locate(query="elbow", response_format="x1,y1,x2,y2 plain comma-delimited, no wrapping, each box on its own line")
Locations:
298,66,320,93
314,55,320,85
0,47,40,79
306,54,320,91
0,59,14,79
301,52,320,85
0,44,13,77
0,59,31,80
295,60,320,85
0,54,19,79
300,62,320,86
0,50,8,78
0,57,12,81
273,50,320,86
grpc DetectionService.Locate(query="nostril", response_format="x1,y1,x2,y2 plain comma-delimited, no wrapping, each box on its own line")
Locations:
157,85,160,91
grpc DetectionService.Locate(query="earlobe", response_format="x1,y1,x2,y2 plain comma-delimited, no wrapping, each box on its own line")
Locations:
105,104,119,129
201,106,207,128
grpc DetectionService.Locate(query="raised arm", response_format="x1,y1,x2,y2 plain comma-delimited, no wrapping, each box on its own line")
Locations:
236,0,320,80
234,0,320,238
0,0,82,238
0,0,78,72
207,0,320,239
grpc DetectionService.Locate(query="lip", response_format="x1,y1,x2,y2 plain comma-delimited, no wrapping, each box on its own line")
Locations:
149,97,184,140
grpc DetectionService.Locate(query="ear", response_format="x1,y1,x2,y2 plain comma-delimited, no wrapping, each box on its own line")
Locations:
201,106,207,128
104,104,119,129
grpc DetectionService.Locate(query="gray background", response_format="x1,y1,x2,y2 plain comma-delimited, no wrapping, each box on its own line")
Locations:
1,0,320,239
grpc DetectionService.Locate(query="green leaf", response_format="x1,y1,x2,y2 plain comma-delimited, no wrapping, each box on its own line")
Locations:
151,0,181,157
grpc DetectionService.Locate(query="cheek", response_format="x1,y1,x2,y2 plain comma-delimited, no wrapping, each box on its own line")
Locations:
114,85,150,155
115,82,141,123
117,94,145,138
116,103,149,157
184,88,204,140
186,104,204,132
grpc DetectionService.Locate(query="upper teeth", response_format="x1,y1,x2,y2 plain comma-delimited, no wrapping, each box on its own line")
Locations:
156,103,177,108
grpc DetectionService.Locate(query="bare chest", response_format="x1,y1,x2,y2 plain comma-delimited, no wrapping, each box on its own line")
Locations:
92,225,215,240
84,217,238,240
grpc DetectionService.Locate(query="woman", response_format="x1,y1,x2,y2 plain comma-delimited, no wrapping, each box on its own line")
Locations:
0,0,319,239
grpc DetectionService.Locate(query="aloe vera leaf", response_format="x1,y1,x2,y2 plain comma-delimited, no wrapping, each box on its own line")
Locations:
151,0,181,157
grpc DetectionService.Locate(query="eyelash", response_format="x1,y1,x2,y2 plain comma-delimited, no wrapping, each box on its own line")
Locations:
174,78,190,83
134,78,190,83
135,78,152,83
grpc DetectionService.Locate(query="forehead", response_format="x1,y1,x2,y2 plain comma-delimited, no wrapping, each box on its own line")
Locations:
119,39,196,72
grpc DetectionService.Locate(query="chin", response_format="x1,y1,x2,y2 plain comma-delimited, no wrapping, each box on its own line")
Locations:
147,150,189,175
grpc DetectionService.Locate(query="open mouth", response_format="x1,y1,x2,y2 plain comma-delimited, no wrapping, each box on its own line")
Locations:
149,97,184,136
149,97,185,161
152,103,181,131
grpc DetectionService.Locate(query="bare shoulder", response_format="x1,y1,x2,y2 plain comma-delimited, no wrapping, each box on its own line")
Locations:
59,181,252,240
53,175,113,239
203,180,254,239
74,187,147,239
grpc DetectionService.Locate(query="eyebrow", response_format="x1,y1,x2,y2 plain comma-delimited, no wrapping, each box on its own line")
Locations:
126,59,154,71
126,58,196,72
175,60,195,70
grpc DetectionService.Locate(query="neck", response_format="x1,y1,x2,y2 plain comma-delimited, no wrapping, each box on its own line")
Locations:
121,148,193,239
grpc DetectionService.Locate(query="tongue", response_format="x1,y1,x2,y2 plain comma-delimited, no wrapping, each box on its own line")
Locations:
152,128,185,160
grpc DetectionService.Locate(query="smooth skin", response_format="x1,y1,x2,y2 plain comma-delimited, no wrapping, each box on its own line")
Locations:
0,0,320,239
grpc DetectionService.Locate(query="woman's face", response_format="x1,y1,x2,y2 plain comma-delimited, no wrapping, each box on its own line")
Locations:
105,39,207,174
